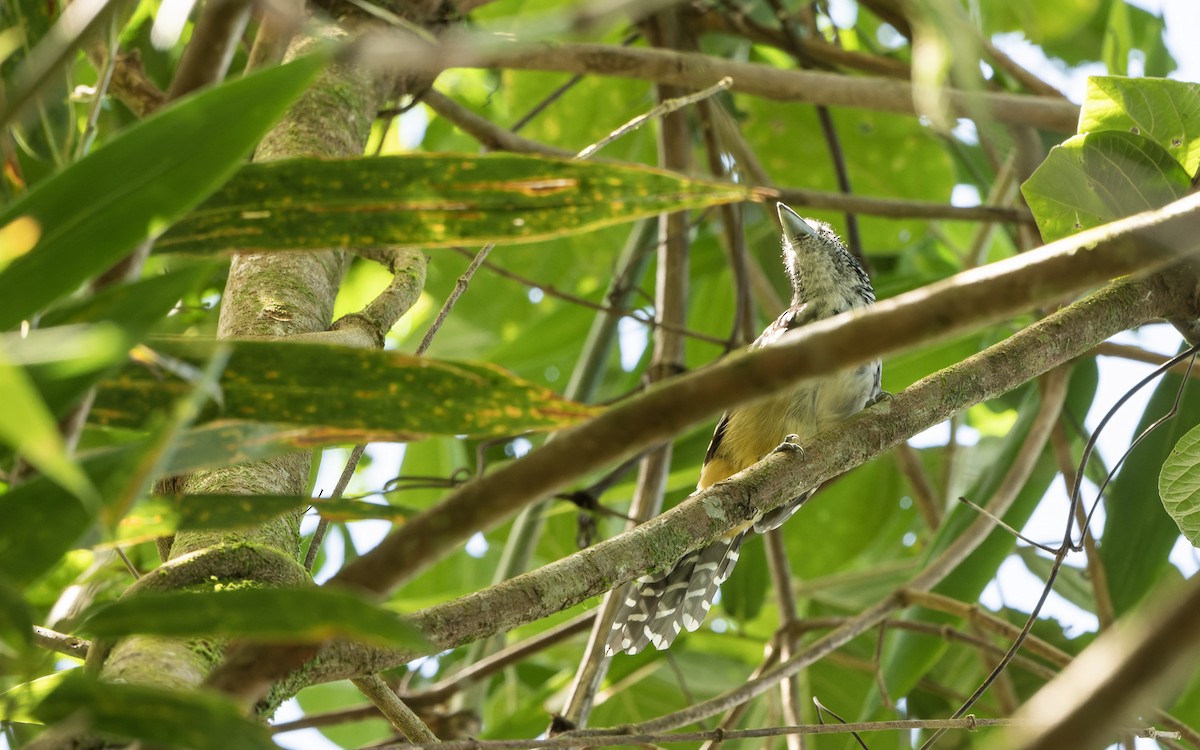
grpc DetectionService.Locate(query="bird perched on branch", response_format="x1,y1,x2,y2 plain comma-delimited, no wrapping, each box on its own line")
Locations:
605,202,882,656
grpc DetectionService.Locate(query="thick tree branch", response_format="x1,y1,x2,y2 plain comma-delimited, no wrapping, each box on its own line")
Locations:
205,194,1200,701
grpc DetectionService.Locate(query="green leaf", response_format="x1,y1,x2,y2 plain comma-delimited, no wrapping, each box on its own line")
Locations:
0,474,89,586
0,574,34,653
720,532,769,624
1079,76,1200,174
92,338,599,436
118,495,412,541
1021,130,1191,242
154,153,751,253
32,671,275,750
1102,360,1200,615
0,53,325,331
28,265,213,417
1160,422,1200,546
0,349,97,503
1015,546,1096,613
83,587,428,648
877,362,1098,710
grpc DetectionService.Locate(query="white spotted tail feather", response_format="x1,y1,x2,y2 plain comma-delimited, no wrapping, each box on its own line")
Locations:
604,533,744,656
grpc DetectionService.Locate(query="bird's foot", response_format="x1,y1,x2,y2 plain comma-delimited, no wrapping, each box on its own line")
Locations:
869,390,894,406
773,433,804,455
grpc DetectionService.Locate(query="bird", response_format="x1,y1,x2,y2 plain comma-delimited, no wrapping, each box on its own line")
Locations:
604,202,882,656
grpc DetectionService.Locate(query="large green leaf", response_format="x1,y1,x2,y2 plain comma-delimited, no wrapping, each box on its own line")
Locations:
1102,361,1200,615
878,361,1098,708
154,154,751,253
1079,77,1200,174
29,671,274,750
1160,422,1200,546
25,265,213,417
83,587,427,647
0,348,96,502
1021,129,1191,242
0,53,325,330
92,338,599,435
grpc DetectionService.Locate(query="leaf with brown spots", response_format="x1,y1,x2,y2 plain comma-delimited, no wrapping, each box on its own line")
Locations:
155,153,752,253
92,337,600,435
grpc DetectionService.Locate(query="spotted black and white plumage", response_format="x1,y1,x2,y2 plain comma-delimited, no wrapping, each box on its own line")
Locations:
605,203,882,656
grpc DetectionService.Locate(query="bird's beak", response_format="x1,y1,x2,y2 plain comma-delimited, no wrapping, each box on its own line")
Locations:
777,202,816,239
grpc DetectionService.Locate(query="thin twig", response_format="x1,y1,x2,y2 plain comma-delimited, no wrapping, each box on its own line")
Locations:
33,626,91,659
352,674,440,744
389,717,1049,749
1049,422,1114,629
1091,341,1200,380
765,531,806,750
455,248,728,346
511,30,642,133
893,443,942,530
418,245,495,356
77,17,120,158
573,76,733,160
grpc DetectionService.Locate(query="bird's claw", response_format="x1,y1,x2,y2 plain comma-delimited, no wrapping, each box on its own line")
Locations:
869,390,894,406
773,434,804,454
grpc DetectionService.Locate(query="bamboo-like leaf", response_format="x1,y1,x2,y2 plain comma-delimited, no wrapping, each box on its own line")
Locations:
31,672,274,750
877,362,1098,710
0,349,96,503
26,265,213,417
92,338,599,435
155,153,752,253
0,54,325,330
1103,363,1200,614
83,588,427,648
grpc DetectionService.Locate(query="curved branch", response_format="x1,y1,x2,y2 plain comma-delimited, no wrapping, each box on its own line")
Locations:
355,38,1081,131
206,193,1200,701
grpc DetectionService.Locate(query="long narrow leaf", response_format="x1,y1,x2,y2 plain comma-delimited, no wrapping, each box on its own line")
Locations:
92,338,599,435
155,153,753,252
0,54,325,330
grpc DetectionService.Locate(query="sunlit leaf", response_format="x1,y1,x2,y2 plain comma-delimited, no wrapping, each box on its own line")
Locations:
155,154,752,253
1079,76,1200,174
1021,130,1190,242
1160,422,1200,546
0,54,325,330
83,588,427,648
92,338,599,436
0,349,96,503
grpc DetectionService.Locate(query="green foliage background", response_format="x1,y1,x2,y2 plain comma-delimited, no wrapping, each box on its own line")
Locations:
2,0,1200,748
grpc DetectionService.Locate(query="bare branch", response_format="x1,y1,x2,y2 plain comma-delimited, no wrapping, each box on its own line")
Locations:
352,38,1081,131
352,674,440,744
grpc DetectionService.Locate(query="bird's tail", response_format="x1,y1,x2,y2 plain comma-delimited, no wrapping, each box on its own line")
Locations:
604,532,745,656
